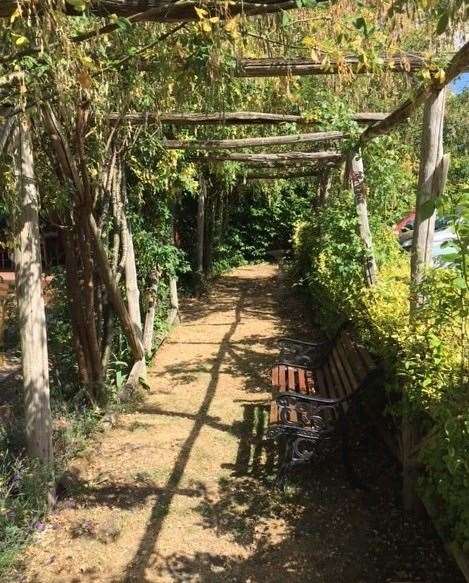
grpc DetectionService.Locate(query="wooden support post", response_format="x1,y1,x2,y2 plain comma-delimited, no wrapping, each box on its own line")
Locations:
410,87,447,291
403,87,447,514
317,168,332,207
348,152,377,286
142,269,161,356
168,276,180,326
12,115,53,468
196,172,206,292
120,164,143,341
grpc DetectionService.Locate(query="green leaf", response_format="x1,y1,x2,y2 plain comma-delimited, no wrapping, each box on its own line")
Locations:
420,199,436,216
436,12,449,35
453,277,467,290
66,0,87,11
115,17,133,32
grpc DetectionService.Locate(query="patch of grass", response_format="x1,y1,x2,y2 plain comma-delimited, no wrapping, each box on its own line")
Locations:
0,403,103,576
0,434,50,574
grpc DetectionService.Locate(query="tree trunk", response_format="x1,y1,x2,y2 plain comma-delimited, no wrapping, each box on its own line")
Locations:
348,152,377,286
12,115,53,467
88,214,144,362
410,87,447,290
119,166,143,341
63,229,93,389
196,173,206,292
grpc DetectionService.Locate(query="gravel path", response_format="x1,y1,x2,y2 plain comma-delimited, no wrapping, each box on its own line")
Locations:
18,264,463,583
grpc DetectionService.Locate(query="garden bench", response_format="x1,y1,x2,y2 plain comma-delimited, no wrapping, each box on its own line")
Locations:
267,327,378,487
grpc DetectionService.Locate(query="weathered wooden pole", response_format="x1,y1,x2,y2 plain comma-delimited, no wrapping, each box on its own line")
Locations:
168,276,180,326
317,168,332,207
163,131,345,150
410,87,447,291
403,87,447,513
142,269,161,355
120,163,143,341
347,151,377,286
12,114,53,467
196,171,206,292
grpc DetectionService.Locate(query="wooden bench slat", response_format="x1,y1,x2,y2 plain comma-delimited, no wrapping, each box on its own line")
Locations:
336,338,359,391
298,368,307,393
322,361,337,399
306,369,315,394
331,346,355,397
272,365,279,388
326,354,346,399
340,332,367,381
279,365,287,390
288,366,296,391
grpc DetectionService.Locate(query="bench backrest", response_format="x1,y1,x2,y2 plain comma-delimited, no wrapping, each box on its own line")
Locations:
321,329,376,400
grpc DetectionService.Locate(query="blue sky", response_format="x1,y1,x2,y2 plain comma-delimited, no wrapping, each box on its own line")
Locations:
451,72,469,94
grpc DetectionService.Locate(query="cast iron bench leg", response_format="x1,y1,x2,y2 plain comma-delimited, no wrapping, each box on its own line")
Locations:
275,436,294,490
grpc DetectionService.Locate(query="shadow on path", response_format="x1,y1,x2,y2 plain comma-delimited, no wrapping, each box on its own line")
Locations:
117,282,248,582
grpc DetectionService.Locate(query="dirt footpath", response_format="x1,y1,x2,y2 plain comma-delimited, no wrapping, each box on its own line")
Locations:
18,264,462,583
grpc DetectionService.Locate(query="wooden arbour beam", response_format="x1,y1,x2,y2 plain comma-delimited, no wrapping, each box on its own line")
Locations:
109,111,388,126
245,169,321,180
360,40,469,145
237,54,429,77
206,151,342,165
0,0,324,21
163,131,344,150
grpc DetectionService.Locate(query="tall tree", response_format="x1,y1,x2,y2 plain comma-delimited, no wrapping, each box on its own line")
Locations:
12,114,53,467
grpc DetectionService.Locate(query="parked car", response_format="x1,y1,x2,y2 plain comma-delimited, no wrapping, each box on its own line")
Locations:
395,214,456,266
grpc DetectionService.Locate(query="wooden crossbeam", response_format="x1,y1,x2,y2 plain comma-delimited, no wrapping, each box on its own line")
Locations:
163,131,344,150
237,54,428,77
109,111,388,126
360,41,469,145
206,151,342,166
245,170,322,180
0,1,316,22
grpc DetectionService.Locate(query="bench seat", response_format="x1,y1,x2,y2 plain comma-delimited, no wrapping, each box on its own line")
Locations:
267,327,378,487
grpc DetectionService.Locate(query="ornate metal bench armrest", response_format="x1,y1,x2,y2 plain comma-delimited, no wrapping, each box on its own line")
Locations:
277,338,330,367
276,391,347,406
274,361,316,371
278,338,329,348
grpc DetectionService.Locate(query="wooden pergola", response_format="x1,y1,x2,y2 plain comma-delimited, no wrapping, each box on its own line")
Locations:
1,0,468,501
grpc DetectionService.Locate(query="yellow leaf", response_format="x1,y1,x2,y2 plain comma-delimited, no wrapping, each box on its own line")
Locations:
422,69,431,80
10,8,21,24
195,7,208,19
15,35,28,46
209,16,220,23
201,21,212,32
436,69,445,83
224,17,237,31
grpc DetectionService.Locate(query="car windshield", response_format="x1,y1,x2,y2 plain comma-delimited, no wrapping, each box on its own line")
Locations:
435,217,449,231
